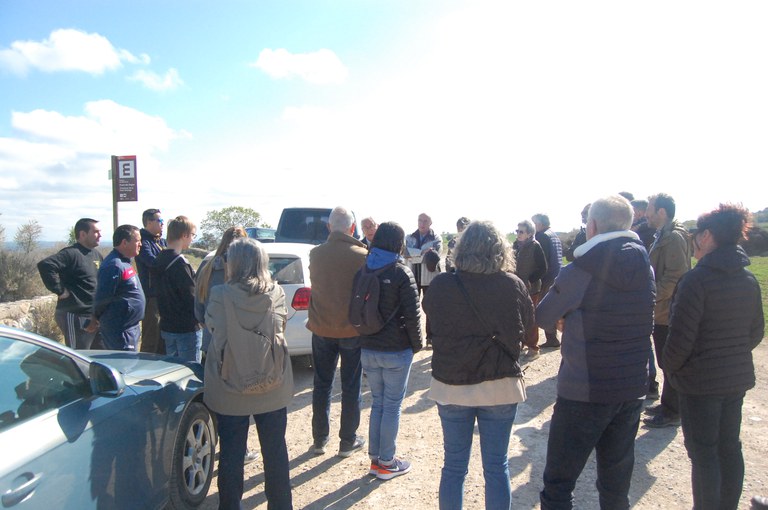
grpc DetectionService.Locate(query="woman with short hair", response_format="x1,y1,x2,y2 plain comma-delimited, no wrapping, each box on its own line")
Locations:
663,204,764,510
513,219,548,355
204,238,294,509
424,220,533,510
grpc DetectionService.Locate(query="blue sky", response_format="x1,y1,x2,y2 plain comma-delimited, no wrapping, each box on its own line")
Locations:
1,1,767,242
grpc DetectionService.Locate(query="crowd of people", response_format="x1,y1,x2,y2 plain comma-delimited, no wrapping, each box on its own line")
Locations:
35,195,765,509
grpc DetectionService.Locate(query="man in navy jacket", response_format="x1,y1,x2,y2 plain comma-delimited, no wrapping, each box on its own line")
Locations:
536,195,656,510
136,208,167,354
93,225,146,351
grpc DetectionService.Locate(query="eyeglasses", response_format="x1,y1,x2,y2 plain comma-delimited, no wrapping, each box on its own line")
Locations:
154,218,164,224
515,229,526,234
191,233,197,239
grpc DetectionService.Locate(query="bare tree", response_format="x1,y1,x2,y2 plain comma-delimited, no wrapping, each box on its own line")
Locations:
14,219,43,254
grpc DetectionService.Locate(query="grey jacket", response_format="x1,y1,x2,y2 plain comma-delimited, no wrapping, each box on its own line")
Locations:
203,283,294,416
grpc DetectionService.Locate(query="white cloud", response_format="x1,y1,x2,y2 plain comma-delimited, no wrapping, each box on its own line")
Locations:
129,68,184,91
250,48,348,85
0,29,143,76
11,99,184,154
0,102,189,239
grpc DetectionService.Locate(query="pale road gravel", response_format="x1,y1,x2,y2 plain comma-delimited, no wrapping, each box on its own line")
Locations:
199,334,768,509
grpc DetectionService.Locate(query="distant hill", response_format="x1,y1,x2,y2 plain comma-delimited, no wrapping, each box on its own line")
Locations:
3,241,63,251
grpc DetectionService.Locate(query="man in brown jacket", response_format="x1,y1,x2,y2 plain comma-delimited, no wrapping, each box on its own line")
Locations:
307,206,368,457
643,193,692,428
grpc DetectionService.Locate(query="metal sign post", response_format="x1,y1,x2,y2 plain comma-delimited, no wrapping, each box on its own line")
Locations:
111,155,138,231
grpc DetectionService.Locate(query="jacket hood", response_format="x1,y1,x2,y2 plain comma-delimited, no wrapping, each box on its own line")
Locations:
224,283,282,330
575,234,651,291
697,244,751,274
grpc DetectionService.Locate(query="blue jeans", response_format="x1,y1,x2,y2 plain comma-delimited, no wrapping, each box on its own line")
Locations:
161,329,202,363
311,334,362,444
679,392,745,510
541,397,643,510
438,403,518,510
216,409,292,510
361,348,413,462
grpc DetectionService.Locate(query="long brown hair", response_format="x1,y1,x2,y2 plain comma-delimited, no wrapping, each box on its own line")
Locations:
195,226,247,302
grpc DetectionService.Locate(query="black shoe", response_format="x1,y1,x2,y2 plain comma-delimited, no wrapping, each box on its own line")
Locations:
311,439,328,455
643,404,664,416
645,384,660,400
338,436,366,458
643,413,680,428
540,339,561,348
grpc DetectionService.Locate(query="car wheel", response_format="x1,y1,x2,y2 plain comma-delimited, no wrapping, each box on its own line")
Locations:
168,402,216,508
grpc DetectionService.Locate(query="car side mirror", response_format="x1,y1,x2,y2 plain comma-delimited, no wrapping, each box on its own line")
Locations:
89,362,126,397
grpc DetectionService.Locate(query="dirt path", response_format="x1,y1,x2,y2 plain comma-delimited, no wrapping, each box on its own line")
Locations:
201,339,768,509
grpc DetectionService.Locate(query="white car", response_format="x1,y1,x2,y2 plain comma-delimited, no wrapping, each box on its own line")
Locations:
262,243,313,358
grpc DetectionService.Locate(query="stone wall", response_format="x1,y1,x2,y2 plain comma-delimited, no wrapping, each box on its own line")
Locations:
0,295,56,331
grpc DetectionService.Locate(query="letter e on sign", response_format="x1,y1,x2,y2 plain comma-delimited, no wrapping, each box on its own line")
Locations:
120,161,135,178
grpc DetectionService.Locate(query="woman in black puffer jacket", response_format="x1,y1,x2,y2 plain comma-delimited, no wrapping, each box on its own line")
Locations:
663,204,764,510
359,222,424,480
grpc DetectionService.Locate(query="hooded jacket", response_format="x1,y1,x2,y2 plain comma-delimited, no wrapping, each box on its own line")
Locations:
204,283,293,416
663,245,764,395
359,251,424,353
536,231,656,403
154,249,198,333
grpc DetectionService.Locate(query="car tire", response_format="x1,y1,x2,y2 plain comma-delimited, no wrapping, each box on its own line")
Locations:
168,402,216,508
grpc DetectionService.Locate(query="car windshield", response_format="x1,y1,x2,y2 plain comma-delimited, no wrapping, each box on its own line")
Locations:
278,210,330,243
268,257,304,285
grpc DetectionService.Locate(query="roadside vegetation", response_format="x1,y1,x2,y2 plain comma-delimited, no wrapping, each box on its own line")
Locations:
2,209,767,325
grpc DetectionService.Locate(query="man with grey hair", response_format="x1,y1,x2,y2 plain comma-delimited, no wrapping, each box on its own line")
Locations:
306,206,368,457
360,217,378,248
536,195,655,509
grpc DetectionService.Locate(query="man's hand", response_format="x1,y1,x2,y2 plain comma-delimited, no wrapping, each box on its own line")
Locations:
58,289,71,300
84,317,99,333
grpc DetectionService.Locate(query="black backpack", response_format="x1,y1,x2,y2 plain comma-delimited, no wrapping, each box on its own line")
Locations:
348,263,398,336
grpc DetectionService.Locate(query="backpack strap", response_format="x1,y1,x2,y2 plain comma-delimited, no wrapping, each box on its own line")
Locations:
164,254,183,272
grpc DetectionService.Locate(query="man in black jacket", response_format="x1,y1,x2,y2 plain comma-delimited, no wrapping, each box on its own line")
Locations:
154,216,201,362
37,218,104,349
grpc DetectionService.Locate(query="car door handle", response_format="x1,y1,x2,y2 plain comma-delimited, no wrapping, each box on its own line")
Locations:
2,473,43,507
